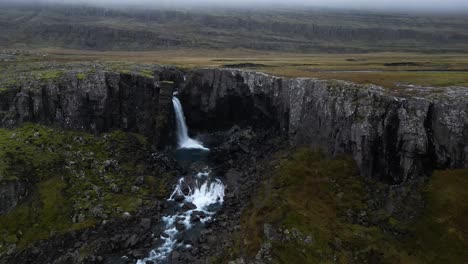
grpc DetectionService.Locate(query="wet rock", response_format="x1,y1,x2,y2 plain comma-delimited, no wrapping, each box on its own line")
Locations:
131,249,147,259
140,218,152,230
200,229,212,237
182,202,197,210
175,222,186,231
173,195,185,202
190,211,206,222
171,251,180,262
124,234,139,248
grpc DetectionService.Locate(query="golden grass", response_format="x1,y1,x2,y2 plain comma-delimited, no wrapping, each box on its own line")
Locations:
6,48,468,89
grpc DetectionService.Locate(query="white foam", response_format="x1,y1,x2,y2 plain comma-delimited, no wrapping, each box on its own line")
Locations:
137,171,224,264
185,179,225,211
179,137,209,150
136,98,220,264
195,171,210,178
172,97,209,151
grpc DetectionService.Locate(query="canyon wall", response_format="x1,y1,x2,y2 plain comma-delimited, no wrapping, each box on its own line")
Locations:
1,66,466,213
0,69,178,214
181,69,468,183
0,70,176,148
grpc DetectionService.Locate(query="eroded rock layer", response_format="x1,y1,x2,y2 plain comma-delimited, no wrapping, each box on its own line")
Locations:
0,70,177,148
181,68,468,183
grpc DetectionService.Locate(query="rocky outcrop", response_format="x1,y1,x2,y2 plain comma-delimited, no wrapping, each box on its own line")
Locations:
0,180,28,215
181,68,468,183
0,68,181,215
0,70,177,148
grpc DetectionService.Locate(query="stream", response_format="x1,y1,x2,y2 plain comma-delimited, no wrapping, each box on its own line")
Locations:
136,97,225,264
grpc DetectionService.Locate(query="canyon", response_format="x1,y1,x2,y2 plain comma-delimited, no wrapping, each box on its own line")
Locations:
0,65,467,263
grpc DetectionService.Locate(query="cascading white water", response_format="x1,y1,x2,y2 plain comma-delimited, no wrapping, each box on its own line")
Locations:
136,171,225,264
172,97,208,150
136,98,224,264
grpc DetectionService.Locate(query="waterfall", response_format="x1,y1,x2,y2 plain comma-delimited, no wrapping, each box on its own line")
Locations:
135,97,222,264
172,97,208,150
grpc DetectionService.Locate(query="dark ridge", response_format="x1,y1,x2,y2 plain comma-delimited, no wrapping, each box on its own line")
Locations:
222,63,272,68
384,62,423,67
1,4,468,52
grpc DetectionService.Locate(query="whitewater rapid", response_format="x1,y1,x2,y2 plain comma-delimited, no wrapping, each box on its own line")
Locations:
136,96,224,264
136,171,224,264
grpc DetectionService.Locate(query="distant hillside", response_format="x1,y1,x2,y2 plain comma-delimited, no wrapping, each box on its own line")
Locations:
1,3,468,53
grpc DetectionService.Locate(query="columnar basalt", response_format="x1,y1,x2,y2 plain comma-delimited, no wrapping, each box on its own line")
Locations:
0,68,180,216
181,68,468,183
0,70,177,148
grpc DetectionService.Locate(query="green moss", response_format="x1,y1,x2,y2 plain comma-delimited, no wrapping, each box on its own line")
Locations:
230,150,468,263
235,149,366,261
76,73,86,80
117,69,131,75
0,177,95,249
34,70,63,80
0,124,171,253
139,69,154,78
402,169,468,263
7,79,18,86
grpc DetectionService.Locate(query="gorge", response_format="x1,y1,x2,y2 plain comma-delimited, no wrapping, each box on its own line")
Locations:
0,65,467,263
136,95,224,264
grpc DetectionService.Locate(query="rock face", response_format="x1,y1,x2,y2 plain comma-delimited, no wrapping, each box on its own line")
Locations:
0,181,28,215
181,68,468,183
0,70,176,148
0,68,180,214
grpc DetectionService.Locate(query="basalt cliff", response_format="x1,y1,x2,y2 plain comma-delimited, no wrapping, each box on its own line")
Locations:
0,66,467,263
181,69,468,184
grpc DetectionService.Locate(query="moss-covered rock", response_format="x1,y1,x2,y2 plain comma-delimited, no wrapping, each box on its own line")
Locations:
0,124,173,254
402,169,468,263
229,148,468,263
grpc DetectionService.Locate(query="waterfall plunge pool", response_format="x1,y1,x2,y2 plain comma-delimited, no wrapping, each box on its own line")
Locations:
135,96,225,264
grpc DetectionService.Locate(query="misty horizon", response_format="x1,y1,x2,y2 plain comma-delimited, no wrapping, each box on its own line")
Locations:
2,0,468,14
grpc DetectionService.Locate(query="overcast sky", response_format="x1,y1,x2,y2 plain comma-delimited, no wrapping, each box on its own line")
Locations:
4,0,468,12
